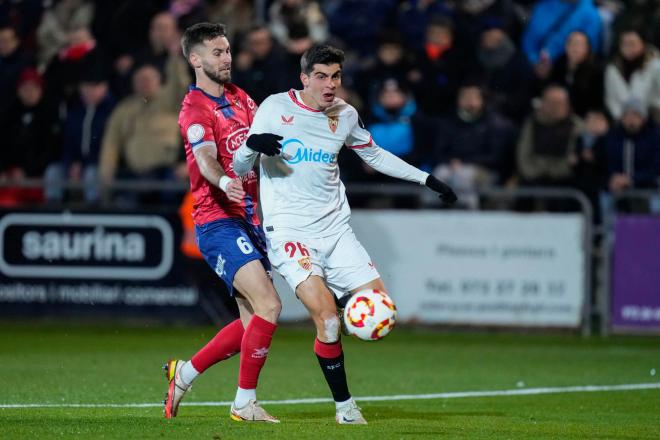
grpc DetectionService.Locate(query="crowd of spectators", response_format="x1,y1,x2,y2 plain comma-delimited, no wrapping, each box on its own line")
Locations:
1,0,660,217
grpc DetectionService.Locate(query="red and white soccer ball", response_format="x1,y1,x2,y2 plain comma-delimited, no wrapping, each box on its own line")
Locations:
343,289,397,341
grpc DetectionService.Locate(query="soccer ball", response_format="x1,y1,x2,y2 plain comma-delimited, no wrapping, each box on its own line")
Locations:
343,289,397,341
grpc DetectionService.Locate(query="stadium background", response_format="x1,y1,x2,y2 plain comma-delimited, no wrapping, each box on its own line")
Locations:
1,1,659,438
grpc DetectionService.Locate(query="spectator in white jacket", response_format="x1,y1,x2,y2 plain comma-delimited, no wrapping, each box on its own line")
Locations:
605,29,660,123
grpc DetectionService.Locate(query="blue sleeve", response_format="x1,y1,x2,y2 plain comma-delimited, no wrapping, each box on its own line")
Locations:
521,4,546,64
543,4,602,62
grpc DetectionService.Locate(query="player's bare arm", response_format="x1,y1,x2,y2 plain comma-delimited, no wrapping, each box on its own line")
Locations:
193,144,245,203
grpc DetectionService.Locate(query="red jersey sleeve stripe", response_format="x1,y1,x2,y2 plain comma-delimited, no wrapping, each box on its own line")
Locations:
348,136,373,149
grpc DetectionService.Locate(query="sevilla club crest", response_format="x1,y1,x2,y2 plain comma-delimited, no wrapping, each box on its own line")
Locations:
298,257,312,271
327,116,338,133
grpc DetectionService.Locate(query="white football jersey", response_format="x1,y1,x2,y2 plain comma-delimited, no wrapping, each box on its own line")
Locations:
246,90,371,239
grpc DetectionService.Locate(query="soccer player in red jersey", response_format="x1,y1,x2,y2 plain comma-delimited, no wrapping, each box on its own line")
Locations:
163,22,280,423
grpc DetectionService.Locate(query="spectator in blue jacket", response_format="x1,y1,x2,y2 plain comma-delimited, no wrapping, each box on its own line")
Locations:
522,0,602,70
44,67,115,203
368,78,418,161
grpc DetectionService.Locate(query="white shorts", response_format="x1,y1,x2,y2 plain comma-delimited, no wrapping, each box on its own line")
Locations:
266,227,380,298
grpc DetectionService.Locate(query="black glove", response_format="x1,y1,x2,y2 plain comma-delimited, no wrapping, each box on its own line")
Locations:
426,175,458,205
246,133,283,156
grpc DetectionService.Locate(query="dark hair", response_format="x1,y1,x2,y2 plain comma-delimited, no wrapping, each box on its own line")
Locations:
300,44,345,74
181,22,227,59
427,15,454,33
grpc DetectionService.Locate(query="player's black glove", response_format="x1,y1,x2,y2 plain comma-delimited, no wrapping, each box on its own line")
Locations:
425,175,458,205
246,133,283,156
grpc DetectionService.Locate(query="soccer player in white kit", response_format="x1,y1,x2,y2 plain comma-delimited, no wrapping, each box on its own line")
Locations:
233,45,456,424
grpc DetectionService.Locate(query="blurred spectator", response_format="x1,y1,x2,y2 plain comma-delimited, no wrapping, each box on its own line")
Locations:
0,0,45,47
111,11,181,98
413,16,475,116
604,98,660,193
604,28,660,123
133,11,181,76
522,0,602,75
0,24,31,123
517,85,583,186
0,68,60,205
432,83,515,208
355,32,419,106
206,0,254,44
36,0,94,69
44,66,115,203
475,25,535,122
91,0,164,63
2,68,60,178
233,25,298,104
367,78,418,162
547,31,604,117
611,0,660,51
397,0,452,51
269,0,328,55
169,0,206,30
43,25,110,111
322,0,398,56
99,51,190,204
453,0,522,52
574,109,610,221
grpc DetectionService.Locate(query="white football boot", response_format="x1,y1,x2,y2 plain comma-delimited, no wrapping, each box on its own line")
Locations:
336,398,367,425
230,399,280,423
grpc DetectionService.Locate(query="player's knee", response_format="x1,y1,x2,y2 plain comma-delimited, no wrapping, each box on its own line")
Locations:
254,293,281,323
320,314,340,343
264,296,282,321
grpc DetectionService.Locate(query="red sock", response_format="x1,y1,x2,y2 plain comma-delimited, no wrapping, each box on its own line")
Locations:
238,315,277,389
191,319,244,373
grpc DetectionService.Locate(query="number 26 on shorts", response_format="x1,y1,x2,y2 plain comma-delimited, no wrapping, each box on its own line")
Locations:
284,241,309,258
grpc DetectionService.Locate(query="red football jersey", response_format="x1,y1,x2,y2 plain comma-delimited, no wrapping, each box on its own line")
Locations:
179,84,259,226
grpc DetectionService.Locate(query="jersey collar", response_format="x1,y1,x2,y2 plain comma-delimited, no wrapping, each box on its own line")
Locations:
288,89,322,113
189,84,230,106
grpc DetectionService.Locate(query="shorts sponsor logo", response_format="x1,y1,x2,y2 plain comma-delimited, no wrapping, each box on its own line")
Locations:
187,124,205,144
298,256,312,271
215,254,226,277
281,139,337,165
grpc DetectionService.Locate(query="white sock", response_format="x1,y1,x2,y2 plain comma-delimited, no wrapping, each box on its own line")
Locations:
234,387,257,408
335,397,353,411
179,361,199,385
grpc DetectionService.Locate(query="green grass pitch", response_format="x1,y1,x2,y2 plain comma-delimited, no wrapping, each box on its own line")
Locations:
1,323,659,439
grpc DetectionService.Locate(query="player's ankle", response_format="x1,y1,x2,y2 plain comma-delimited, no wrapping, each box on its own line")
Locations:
234,387,257,408
179,360,199,386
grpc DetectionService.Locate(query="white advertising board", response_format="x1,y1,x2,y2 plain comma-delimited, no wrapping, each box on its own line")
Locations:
278,210,585,327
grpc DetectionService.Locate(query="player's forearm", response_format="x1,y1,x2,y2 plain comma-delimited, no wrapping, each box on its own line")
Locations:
232,144,259,176
195,152,228,189
354,144,428,184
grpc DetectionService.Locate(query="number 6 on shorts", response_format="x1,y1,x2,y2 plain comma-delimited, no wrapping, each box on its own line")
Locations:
237,236,254,254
